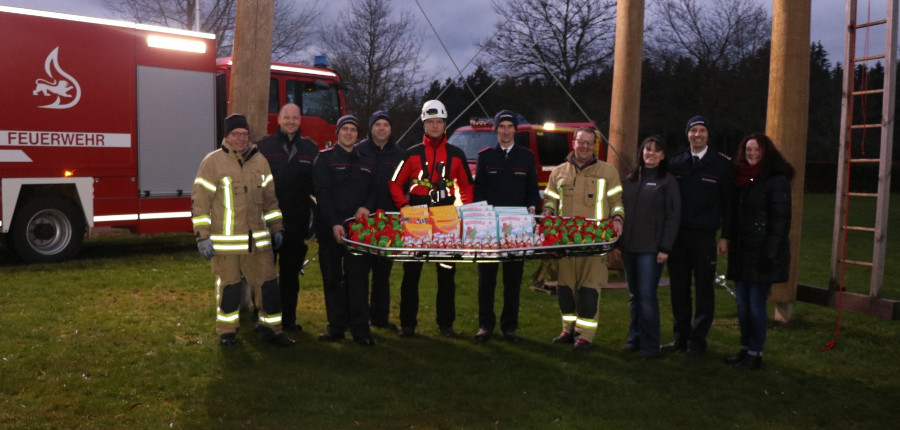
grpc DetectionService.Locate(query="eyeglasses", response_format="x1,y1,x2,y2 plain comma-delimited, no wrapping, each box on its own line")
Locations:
230,131,250,138
574,139,594,146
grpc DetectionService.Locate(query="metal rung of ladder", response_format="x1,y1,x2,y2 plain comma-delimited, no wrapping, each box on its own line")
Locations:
844,225,876,232
840,259,874,267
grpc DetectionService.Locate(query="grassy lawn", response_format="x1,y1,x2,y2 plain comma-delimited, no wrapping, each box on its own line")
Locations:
1,194,898,428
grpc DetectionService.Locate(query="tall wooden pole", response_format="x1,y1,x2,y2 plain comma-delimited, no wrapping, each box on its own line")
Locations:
766,0,811,322
607,0,644,176
229,0,274,140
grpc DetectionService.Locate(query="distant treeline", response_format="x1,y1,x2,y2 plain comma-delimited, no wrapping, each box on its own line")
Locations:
397,42,898,193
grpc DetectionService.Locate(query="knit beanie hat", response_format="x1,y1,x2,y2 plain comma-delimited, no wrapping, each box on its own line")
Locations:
369,110,392,130
685,115,709,136
493,109,517,131
336,115,360,135
224,114,249,135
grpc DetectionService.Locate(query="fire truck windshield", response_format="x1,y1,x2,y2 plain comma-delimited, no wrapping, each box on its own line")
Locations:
286,79,342,124
448,129,498,159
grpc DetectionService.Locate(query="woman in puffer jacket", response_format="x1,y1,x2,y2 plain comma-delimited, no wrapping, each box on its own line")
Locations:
725,132,794,370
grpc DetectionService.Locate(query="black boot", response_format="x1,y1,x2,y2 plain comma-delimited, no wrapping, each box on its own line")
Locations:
724,350,748,365
734,354,762,370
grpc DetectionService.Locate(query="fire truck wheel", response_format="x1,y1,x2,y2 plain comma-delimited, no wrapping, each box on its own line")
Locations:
10,196,85,263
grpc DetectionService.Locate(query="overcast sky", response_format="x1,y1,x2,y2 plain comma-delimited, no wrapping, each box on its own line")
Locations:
0,0,859,78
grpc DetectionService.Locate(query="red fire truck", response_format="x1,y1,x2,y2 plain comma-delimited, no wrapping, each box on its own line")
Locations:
448,118,606,188
0,6,345,263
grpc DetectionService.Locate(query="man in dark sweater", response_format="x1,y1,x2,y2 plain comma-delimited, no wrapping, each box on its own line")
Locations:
355,110,405,331
256,103,318,332
663,115,733,357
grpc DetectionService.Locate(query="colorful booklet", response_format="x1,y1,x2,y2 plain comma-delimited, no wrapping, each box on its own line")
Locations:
498,214,534,249
462,216,499,250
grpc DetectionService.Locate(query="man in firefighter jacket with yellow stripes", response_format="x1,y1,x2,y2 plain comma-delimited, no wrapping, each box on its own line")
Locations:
191,114,295,347
542,127,624,352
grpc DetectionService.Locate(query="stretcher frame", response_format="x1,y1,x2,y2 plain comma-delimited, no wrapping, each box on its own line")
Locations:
341,215,617,263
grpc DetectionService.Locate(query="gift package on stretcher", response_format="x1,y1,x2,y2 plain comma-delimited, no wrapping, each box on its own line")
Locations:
342,204,617,263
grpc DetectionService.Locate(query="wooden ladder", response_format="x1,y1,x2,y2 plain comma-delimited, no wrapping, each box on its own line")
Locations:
830,0,897,298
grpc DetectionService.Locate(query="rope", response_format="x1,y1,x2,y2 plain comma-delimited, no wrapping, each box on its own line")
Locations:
397,1,514,144
529,44,631,173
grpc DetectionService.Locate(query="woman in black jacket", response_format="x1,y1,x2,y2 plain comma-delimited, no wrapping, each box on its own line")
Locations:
620,136,681,360
725,132,794,370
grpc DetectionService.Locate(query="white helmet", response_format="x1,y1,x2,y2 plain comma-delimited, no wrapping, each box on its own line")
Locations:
421,99,448,121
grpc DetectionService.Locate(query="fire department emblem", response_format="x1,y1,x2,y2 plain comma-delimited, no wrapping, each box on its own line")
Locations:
32,47,81,109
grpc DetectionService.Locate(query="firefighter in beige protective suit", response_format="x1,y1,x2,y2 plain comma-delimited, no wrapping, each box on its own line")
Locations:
542,127,624,352
191,114,294,347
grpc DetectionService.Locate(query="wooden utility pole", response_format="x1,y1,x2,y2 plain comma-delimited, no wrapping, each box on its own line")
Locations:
607,0,644,175
766,0,811,322
228,0,274,140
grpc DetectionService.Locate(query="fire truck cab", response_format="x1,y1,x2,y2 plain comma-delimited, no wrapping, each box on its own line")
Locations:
0,6,345,263
215,57,346,148
448,118,605,189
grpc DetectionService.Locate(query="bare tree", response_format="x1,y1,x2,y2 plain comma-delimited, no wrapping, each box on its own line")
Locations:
102,0,321,61
646,0,770,70
321,0,428,120
478,0,617,88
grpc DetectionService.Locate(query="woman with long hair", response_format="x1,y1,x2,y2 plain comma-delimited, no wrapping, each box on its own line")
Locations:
725,132,794,370
620,136,681,360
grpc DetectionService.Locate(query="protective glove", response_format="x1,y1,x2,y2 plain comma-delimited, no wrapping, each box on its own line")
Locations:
197,238,214,259
272,231,283,250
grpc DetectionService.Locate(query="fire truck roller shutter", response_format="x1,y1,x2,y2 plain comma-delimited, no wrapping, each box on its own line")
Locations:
136,66,216,197
9,195,85,263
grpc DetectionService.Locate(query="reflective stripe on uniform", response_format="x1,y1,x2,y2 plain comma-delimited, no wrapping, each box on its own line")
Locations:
217,310,239,323
576,318,599,329
194,177,216,193
258,314,282,326
192,215,211,226
211,234,251,242
213,243,250,251
261,174,274,187
607,184,624,218
545,189,560,200
607,185,622,197
561,314,578,323
391,159,405,182
595,179,606,219
221,177,234,235
263,210,282,222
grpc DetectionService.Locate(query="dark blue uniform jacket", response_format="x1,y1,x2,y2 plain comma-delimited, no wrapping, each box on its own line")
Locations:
473,143,541,209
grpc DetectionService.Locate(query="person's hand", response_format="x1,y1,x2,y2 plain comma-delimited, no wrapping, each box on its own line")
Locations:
355,207,370,221
542,208,553,217
612,219,623,236
197,238,214,259
333,225,346,244
717,238,729,255
272,231,283,250
657,251,669,264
